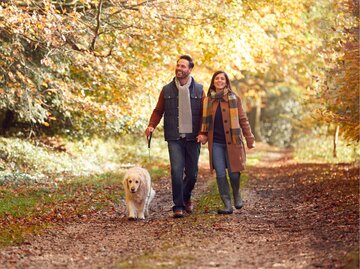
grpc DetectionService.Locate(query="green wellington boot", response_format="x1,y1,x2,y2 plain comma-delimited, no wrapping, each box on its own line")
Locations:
216,177,233,214
230,174,243,209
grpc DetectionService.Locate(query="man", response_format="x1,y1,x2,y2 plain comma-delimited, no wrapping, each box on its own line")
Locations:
145,55,204,218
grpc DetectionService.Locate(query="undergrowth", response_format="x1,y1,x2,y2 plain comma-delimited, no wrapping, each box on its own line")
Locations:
294,134,360,163
0,135,170,247
0,172,125,247
0,135,169,184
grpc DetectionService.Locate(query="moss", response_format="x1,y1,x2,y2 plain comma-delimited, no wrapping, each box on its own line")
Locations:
343,251,360,269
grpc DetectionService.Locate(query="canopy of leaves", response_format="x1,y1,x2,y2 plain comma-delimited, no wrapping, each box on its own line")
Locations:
312,0,359,142
0,0,357,140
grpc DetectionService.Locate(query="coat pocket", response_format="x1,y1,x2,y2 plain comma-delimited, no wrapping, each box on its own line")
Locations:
237,141,246,170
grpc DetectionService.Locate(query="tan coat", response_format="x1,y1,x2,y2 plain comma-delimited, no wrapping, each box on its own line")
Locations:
203,94,255,172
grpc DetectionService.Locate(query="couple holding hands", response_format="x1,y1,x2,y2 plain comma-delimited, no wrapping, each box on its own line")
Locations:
145,55,255,218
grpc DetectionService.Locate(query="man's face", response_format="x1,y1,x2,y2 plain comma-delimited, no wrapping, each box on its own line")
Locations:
175,59,192,79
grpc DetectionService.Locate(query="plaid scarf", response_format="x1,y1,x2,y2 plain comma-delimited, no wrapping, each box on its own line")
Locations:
201,88,242,144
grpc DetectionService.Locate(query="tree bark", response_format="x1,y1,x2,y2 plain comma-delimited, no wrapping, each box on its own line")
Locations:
333,125,339,158
254,95,263,142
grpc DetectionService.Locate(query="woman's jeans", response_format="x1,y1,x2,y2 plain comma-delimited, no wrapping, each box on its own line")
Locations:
212,142,240,180
168,139,200,211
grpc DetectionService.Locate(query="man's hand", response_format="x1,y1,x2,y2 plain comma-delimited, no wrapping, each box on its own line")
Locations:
145,126,154,137
197,134,208,145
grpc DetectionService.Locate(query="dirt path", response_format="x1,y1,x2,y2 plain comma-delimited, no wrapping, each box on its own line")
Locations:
0,148,358,269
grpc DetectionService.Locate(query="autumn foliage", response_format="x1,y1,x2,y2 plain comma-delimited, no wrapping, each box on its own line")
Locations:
0,0,358,142
315,0,359,142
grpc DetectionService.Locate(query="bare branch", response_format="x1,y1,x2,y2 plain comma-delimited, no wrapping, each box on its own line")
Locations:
109,0,157,17
90,0,103,51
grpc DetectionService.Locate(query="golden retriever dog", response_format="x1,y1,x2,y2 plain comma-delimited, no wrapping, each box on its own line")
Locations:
123,167,155,220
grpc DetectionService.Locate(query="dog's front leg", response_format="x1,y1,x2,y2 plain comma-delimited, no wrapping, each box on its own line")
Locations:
138,202,146,220
128,201,137,220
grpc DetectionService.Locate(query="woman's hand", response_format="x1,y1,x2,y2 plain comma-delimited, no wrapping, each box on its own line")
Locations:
247,141,255,149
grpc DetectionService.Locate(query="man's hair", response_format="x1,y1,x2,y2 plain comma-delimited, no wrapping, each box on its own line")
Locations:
177,55,194,69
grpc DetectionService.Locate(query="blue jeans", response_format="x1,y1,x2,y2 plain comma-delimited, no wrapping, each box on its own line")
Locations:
212,143,240,180
168,139,200,211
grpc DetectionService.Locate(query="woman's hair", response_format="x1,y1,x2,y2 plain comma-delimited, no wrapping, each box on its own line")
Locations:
207,70,232,96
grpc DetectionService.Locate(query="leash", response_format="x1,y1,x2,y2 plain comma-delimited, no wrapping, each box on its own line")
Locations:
147,132,152,162
145,132,153,213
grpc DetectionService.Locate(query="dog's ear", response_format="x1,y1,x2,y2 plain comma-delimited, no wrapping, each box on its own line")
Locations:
123,176,128,188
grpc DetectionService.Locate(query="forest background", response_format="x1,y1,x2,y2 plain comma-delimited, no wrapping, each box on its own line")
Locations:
0,0,359,260
0,0,359,180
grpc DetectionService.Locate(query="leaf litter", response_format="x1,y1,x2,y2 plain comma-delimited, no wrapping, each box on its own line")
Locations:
0,148,358,269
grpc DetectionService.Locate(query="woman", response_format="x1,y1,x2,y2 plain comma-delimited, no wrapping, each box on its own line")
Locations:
198,71,255,214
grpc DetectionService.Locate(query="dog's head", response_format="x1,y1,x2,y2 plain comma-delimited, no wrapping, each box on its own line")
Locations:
124,175,141,193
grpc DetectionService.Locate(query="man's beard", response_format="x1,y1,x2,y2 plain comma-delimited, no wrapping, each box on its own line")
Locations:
175,70,190,79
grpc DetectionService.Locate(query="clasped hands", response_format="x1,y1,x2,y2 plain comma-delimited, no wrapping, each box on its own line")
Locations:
145,127,255,149
197,134,207,144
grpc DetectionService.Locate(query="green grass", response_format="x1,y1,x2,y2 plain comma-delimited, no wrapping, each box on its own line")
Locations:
0,133,171,247
0,172,125,217
294,135,360,163
196,180,222,213
0,162,168,247
0,223,48,247
343,251,360,269
195,172,249,214
143,164,170,181
0,188,55,218
0,171,127,247
246,151,262,166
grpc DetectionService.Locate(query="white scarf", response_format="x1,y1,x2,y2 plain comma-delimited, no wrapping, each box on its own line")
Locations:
175,76,193,134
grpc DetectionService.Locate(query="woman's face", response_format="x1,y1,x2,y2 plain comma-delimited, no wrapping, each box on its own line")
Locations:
214,73,227,90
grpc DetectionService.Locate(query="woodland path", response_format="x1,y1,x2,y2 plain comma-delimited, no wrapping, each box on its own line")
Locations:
0,146,358,269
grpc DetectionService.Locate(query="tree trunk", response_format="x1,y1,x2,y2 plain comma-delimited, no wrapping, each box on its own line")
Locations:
333,125,339,158
0,110,15,136
254,96,263,142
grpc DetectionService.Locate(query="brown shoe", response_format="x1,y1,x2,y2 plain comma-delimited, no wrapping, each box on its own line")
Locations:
173,209,184,218
185,200,193,213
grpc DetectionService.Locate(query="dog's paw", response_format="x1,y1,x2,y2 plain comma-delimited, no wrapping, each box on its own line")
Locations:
128,217,137,221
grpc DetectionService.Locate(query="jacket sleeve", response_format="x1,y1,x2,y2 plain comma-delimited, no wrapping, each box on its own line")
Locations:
237,96,255,147
198,90,207,136
148,89,165,129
